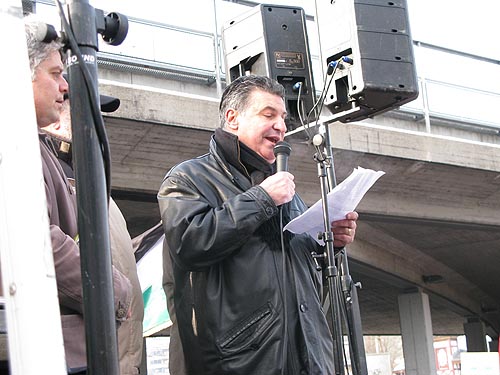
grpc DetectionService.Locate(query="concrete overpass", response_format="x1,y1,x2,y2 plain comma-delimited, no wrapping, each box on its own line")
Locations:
98,66,500,350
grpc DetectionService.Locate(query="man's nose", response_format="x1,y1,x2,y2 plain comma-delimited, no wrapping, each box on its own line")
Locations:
275,117,287,133
60,75,69,93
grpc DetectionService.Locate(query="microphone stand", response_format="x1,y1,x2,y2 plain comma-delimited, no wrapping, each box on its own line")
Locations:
313,137,343,374
58,1,128,373
312,123,368,375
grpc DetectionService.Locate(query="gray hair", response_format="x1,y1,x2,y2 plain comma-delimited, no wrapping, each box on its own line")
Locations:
219,75,285,128
24,15,64,80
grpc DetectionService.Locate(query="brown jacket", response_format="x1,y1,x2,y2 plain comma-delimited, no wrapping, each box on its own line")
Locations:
109,199,144,375
39,137,132,371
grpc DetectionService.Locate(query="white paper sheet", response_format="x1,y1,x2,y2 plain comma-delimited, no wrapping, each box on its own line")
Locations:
284,166,385,245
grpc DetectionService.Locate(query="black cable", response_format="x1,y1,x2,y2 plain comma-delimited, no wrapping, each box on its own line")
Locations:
313,62,338,125
309,61,337,119
279,206,288,375
304,60,340,136
305,72,329,128
55,0,112,200
295,82,310,140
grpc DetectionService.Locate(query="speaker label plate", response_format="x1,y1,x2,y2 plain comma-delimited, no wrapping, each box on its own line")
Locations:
274,51,304,70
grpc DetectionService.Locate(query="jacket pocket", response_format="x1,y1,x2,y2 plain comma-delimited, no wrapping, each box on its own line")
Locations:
217,302,275,355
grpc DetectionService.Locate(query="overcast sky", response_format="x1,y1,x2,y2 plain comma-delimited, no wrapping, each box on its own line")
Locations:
406,0,500,60
74,0,500,61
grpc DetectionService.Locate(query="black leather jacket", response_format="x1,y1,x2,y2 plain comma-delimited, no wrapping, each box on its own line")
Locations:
158,137,334,375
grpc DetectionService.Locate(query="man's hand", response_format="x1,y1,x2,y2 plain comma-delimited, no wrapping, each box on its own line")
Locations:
260,172,295,206
331,211,359,248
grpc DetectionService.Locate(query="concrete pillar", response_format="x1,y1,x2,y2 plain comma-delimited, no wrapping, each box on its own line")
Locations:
464,317,488,352
398,290,437,375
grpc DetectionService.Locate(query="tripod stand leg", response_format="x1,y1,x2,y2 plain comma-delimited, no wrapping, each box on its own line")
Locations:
341,264,368,375
327,272,345,375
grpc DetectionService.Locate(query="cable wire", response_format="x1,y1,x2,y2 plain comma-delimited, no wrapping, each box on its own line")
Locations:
304,60,340,136
279,206,288,375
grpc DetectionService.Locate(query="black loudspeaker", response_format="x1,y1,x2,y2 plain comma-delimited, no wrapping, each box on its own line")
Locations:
222,4,316,138
316,0,419,122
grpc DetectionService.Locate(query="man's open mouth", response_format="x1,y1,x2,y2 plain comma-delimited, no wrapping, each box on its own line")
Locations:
266,135,280,144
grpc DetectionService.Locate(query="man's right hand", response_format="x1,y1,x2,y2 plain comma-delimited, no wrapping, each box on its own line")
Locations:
260,171,295,206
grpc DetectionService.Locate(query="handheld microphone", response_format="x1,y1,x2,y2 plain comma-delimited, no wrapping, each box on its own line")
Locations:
273,141,292,172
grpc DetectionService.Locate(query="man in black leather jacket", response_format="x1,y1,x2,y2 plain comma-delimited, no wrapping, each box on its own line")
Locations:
158,75,358,375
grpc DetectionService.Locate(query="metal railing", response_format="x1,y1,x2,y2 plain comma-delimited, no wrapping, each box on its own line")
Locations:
35,1,500,133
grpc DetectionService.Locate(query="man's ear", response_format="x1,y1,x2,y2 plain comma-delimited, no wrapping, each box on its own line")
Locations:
225,108,239,130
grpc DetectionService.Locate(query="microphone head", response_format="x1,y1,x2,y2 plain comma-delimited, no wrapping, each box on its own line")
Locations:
273,141,292,157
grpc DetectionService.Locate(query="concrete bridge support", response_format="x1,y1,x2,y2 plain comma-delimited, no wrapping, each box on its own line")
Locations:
464,317,488,352
398,290,437,375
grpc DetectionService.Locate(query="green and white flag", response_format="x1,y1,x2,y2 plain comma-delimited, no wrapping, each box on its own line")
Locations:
136,234,171,336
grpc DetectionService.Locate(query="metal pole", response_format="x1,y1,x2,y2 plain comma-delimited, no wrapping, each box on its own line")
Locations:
320,122,368,375
66,0,119,373
212,0,223,97
315,151,343,375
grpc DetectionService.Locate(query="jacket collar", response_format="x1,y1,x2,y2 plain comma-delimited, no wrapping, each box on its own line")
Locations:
213,129,273,185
